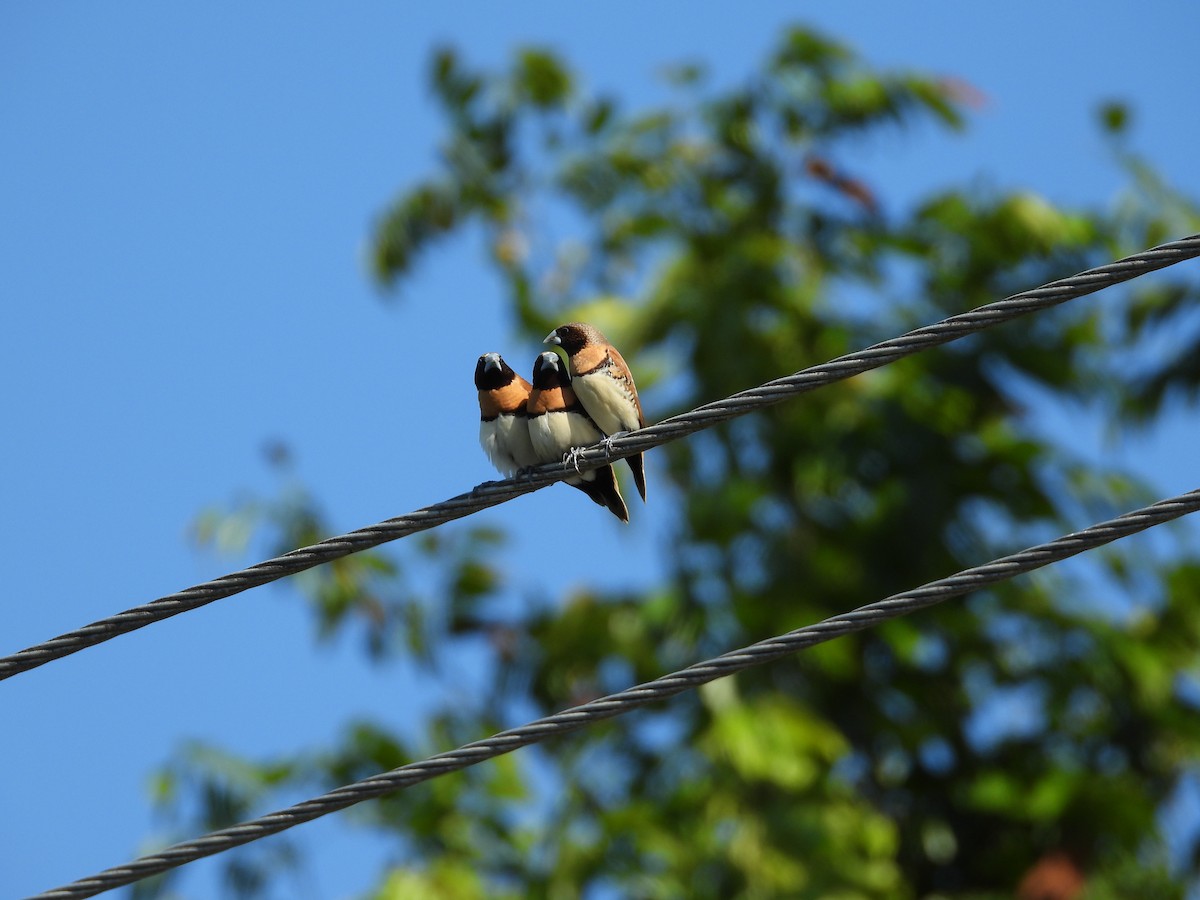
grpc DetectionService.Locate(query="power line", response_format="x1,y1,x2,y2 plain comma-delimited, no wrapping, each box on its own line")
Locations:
2,234,1198,684
33,487,1200,899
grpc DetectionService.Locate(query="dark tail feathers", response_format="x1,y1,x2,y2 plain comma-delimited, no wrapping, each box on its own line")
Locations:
569,464,629,523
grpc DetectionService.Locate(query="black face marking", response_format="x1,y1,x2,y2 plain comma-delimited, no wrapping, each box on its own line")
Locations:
532,352,569,389
475,354,517,390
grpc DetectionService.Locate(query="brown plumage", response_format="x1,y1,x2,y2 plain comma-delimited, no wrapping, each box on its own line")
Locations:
526,351,629,523
544,322,647,502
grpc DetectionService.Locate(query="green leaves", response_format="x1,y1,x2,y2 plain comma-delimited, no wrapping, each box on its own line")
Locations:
152,22,1200,899
701,690,848,790
514,49,572,109
372,182,462,285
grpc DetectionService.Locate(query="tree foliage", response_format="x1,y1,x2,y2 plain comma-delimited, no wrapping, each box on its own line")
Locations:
147,26,1200,899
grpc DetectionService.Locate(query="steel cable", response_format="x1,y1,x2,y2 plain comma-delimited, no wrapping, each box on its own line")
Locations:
2,233,1198,683
33,487,1200,898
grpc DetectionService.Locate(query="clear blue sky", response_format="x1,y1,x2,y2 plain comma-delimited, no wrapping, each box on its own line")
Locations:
3,3,1199,897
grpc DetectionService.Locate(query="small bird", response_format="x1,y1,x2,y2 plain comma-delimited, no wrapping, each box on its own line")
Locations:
475,352,538,478
526,351,629,523
544,322,647,502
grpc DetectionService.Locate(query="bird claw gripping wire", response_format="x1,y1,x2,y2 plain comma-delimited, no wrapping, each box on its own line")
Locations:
601,433,625,457
563,446,586,474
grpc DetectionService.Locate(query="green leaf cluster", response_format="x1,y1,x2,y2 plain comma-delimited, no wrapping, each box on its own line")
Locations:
148,26,1200,899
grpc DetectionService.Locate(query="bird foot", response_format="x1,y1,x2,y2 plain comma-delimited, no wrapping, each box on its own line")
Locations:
601,432,629,456
563,446,586,474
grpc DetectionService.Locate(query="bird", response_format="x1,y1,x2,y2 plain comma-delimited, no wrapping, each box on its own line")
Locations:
474,352,538,478
526,351,629,523
544,322,647,502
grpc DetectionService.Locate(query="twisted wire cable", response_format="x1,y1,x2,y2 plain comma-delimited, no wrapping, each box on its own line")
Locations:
34,487,1200,899
3,233,1198,683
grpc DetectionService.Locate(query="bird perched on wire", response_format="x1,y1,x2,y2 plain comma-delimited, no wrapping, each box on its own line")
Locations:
475,352,538,478
544,322,647,502
526,351,629,522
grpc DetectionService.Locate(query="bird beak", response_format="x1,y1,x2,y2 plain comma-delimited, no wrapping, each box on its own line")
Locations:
543,329,561,346
483,354,502,372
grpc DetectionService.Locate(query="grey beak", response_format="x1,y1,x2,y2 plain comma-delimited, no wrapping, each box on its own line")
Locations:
483,353,502,372
543,329,561,346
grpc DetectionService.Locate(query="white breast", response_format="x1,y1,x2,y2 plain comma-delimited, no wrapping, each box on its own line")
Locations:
497,412,537,469
528,410,603,482
573,372,638,436
479,413,537,477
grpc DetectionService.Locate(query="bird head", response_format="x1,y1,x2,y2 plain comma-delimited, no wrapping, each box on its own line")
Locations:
544,322,604,356
474,352,514,391
531,350,569,389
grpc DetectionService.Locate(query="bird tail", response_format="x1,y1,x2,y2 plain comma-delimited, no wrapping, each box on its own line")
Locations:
626,452,647,503
570,465,629,523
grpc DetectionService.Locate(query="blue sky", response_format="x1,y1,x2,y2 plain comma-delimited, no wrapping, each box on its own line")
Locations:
3,3,1200,897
